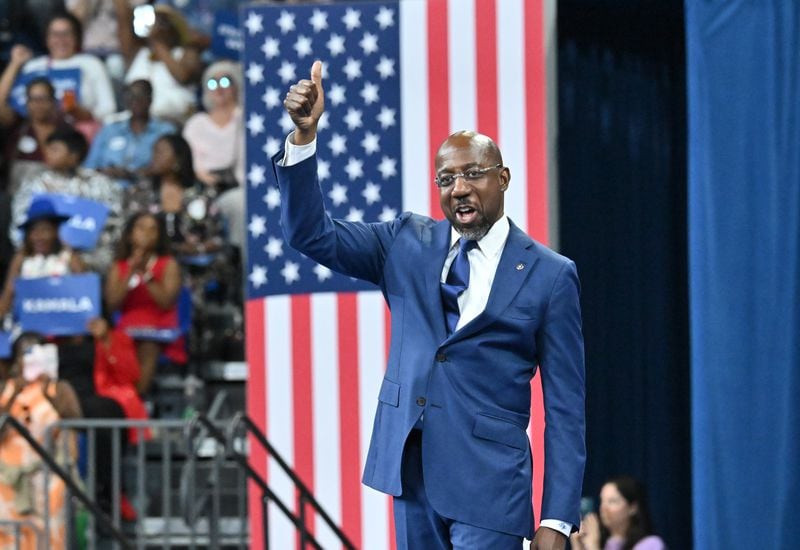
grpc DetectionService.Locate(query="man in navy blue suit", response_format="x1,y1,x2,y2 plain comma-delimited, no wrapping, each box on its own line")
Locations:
277,61,585,550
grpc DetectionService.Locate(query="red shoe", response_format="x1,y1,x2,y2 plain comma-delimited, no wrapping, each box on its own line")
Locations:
120,493,137,522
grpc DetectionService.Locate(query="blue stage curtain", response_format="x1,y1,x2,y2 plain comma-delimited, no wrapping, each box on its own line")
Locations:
686,3,800,549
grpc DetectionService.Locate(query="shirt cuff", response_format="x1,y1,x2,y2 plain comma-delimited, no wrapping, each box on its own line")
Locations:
539,519,573,538
280,132,317,166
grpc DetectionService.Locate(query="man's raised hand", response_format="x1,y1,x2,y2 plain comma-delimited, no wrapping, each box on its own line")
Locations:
284,60,325,145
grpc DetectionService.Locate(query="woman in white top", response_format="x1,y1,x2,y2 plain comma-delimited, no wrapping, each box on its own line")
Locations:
115,1,202,124
15,12,116,123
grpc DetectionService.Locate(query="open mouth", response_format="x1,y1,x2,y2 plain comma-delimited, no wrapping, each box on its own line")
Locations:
454,204,478,225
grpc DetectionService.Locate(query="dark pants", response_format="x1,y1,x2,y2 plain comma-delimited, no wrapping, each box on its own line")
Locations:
392,429,523,550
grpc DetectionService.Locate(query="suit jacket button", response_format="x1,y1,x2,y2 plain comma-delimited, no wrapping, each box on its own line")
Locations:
416,397,426,406
435,353,447,362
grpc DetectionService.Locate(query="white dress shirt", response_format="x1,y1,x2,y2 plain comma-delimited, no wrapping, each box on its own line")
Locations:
282,133,572,538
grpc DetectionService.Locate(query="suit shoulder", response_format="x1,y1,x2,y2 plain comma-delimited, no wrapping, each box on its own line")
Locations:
530,239,577,270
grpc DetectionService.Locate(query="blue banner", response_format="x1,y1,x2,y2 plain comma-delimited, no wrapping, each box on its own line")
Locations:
10,68,82,116
27,193,108,250
211,10,242,60
14,273,101,336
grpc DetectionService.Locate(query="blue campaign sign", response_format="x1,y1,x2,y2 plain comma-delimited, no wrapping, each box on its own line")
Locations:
211,10,242,60
10,67,82,116
0,331,10,359
14,273,101,336
27,193,109,250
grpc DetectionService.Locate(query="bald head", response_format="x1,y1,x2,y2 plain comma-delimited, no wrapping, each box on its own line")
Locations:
435,131,503,170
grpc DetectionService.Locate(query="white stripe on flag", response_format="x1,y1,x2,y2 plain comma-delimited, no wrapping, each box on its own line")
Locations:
498,0,529,230
311,293,343,547
358,291,390,549
448,0,478,133
400,0,431,217
265,296,296,547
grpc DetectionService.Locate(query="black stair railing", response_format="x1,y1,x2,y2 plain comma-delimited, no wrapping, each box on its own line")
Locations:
0,414,133,550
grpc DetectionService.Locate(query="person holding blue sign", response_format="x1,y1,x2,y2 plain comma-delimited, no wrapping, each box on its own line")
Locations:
0,196,86,320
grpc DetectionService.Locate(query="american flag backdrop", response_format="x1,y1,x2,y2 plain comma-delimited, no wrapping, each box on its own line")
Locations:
242,1,553,548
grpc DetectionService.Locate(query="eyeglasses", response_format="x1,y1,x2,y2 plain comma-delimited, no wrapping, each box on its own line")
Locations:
206,76,233,91
434,164,502,188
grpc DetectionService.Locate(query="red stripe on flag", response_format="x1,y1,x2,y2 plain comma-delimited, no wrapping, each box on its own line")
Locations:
338,294,362,547
384,305,396,550
427,0,449,219
525,0,548,528
245,299,267,550
291,295,315,541
475,0,498,140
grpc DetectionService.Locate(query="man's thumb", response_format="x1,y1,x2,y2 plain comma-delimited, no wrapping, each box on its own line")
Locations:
311,60,323,87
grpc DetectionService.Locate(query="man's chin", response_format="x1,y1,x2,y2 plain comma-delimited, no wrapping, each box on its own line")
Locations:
454,223,491,241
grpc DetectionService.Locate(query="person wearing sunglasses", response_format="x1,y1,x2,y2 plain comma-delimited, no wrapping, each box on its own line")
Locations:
278,61,586,550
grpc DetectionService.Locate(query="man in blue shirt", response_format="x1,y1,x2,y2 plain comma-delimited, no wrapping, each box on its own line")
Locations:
84,79,174,188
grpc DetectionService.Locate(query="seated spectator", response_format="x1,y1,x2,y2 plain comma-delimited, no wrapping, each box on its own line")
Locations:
104,212,183,395
10,11,116,125
571,475,667,550
0,197,86,319
0,331,81,550
115,0,203,123
12,127,122,272
84,79,175,188
0,71,74,194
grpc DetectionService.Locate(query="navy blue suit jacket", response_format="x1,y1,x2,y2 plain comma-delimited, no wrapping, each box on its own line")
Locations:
275,152,586,538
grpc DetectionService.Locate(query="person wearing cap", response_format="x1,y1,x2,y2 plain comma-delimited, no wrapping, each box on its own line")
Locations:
114,0,203,123
0,196,86,319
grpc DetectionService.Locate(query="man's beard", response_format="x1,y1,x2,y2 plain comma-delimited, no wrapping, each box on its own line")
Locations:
453,217,492,241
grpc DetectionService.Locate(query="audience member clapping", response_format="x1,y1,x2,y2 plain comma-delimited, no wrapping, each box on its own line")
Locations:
115,0,203,123
104,212,184,395
12,127,122,272
84,79,175,188
571,475,667,550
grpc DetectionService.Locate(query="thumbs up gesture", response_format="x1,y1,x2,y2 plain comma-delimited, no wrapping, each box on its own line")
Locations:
284,60,325,145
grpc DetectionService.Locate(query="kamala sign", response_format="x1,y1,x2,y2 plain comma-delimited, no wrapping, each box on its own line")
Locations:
15,273,101,336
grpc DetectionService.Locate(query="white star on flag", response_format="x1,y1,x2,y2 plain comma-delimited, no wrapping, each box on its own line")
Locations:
346,207,365,222
294,35,312,57
248,163,266,187
262,136,281,157
378,156,397,179
317,111,330,131
328,182,348,206
376,56,395,79
248,265,267,288
379,206,398,222
329,133,347,156
264,237,284,260
264,187,281,209
279,112,295,133
344,107,363,130
244,12,264,35
278,60,297,83
327,34,345,56
343,57,362,80
328,83,346,106
261,36,279,59
360,82,379,104
359,32,379,55
345,157,364,180
361,132,380,154
248,215,267,238
377,106,396,129
246,62,264,85
262,86,281,109
375,6,395,29
313,263,332,282
281,261,301,284
247,113,265,136
309,9,328,32
362,181,381,204
317,159,331,181
342,8,361,31
277,10,296,34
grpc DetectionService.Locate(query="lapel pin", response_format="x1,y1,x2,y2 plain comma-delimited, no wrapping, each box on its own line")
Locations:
516,262,525,271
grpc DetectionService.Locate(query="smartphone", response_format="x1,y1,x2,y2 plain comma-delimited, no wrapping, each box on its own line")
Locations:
133,4,156,38
580,496,596,518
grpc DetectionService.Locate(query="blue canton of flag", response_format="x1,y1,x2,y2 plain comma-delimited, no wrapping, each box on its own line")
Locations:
243,2,402,298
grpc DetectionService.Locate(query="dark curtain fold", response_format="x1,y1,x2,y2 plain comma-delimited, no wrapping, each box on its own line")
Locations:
557,2,691,548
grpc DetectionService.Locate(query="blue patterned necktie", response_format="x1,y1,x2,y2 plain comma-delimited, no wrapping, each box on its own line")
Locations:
441,239,478,334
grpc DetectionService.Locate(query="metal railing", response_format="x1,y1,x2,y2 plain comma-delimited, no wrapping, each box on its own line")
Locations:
0,414,132,550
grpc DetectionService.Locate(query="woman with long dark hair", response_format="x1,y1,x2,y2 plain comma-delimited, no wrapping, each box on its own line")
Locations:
571,476,667,550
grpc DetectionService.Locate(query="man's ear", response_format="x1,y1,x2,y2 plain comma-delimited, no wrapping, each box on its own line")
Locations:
499,166,511,191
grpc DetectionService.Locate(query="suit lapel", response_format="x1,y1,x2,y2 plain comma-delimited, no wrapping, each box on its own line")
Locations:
424,220,452,342
447,221,539,344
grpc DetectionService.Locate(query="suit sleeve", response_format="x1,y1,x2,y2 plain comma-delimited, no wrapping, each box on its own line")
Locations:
535,259,586,528
274,150,404,286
